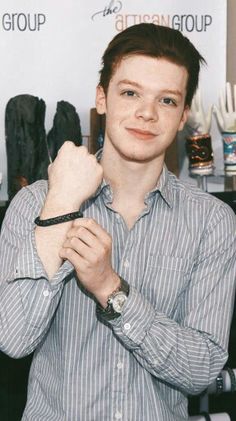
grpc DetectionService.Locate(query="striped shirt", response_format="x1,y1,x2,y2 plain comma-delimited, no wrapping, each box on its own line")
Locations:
0,166,235,421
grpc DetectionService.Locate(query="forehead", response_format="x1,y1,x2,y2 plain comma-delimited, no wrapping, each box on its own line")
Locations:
110,54,188,93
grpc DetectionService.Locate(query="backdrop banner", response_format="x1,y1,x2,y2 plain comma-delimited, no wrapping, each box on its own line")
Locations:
0,0,226,200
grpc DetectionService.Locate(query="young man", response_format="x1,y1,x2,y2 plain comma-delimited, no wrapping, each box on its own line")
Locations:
0,23,235,421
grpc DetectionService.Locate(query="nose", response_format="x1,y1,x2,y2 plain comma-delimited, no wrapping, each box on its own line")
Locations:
135,99,158,122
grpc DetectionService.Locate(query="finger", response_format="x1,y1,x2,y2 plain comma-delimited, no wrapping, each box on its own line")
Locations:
57,140,74,154
62,236,94,260
62,234,110,269
66,225,101,249
64,221,112,260
226,82,233,114
59,246,87,270
72,218,111,244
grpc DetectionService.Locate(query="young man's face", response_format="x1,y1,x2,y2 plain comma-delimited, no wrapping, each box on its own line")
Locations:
96,54,189,164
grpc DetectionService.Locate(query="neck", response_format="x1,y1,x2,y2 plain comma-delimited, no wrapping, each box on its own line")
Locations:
101,142,164,202
100,141,165,229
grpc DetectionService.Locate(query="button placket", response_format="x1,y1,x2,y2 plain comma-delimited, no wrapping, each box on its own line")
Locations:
43,289,51,297
116,361,124,370
124,323,131,331
123,259,130,268
112,352,128,421
114,410,122,419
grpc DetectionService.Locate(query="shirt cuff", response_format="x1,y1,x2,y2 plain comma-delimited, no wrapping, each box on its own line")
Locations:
108,286,156,350
5,229,74,286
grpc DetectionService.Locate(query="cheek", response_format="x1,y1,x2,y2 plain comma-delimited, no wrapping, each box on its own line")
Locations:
164,110,186,131
106,105,128,126
104,112,120,137
159,116,183,143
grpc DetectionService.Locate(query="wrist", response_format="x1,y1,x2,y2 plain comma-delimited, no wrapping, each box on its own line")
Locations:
95,273,121,308
41,191,84,219
96,277,130,321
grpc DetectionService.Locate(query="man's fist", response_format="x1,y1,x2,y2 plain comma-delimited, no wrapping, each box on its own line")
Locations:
47,142,103,211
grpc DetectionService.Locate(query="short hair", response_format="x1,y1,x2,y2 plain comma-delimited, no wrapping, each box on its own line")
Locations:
99,23,206,107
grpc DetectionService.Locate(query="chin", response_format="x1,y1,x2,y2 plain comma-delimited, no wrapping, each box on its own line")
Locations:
124,143,164,161
121,150,159,163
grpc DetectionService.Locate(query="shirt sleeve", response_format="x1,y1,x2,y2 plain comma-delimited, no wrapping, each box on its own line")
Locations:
100,203,236,395
0,183,73,358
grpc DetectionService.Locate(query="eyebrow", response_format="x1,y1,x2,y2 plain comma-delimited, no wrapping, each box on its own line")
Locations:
118,79,183,98
118,79,142,89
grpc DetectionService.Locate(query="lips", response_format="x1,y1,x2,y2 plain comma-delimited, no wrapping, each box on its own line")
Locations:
126,127,157,140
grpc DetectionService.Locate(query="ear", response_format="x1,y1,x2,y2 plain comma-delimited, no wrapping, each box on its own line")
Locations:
178,106,189,132
96,85,106,115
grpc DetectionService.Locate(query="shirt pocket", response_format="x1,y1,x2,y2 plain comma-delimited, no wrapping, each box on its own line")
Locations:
141,254,191,317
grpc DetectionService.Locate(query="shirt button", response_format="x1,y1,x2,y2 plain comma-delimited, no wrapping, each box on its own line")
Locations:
124,323,131,331
123,259,129,268
115,411,122,419
43,289,50,297
117,361,124,370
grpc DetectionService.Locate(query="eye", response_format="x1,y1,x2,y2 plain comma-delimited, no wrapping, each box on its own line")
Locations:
121,90,137,97
160,97,177,106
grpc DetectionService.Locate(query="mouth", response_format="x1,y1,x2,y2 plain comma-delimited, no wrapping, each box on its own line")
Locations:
126,127,157,140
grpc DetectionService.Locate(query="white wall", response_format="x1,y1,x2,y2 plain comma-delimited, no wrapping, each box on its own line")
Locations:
227,0,236,85
0,0,227,200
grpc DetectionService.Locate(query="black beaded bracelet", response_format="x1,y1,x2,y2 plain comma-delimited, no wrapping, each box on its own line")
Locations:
34,210,83,226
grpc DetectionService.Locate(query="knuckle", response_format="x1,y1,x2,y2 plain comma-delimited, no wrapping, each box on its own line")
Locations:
63,247,71,257
63,140,74,149
89,154,96,162
77,226,85,236
79,145,88,154
70,236,77,245
87,218,95,227
100,245,108,256
105,234,112,248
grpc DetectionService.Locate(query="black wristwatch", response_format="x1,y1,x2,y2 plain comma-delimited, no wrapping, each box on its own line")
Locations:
96,277,129,321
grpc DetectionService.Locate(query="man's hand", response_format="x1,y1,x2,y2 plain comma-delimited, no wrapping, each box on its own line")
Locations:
35,142,103,280
213,82,236,132
45,142,103,214
187,89,212,135
59,218,120,307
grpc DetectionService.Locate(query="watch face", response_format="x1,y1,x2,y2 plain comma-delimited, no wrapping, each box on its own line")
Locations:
112,292,128,313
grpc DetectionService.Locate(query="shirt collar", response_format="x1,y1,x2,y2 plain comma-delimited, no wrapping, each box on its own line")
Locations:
93,149,173,208
140,165,172,208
